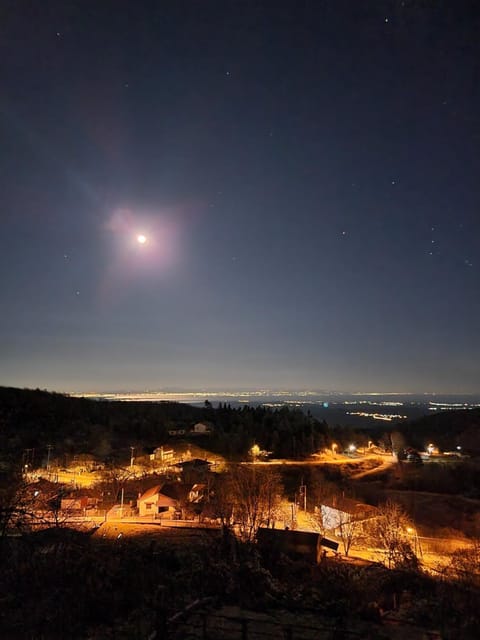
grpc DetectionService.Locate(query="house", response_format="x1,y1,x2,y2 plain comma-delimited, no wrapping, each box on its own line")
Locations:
150,446,175,463
172,458,211,483
190,422,214,435
60,494,99,513
168,428,186,437
320,497,379,535
256,528,338,564
137,482,205,518
137,485,178,518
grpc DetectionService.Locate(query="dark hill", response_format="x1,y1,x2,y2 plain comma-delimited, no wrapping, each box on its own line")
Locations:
0,386,330,464
0,386,203,463
397,407,480,454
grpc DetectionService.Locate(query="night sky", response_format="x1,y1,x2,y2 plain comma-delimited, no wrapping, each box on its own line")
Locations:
1,1,479,394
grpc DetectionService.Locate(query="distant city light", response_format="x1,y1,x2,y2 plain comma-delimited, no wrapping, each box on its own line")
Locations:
346,411,408,421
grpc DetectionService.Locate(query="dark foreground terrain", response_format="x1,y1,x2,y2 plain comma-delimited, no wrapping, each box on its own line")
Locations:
1,523,479,639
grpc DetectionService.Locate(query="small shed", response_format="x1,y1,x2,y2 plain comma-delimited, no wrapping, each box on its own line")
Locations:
256,527,338,563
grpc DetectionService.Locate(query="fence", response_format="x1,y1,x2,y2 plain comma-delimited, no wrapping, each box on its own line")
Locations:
166,611,367,640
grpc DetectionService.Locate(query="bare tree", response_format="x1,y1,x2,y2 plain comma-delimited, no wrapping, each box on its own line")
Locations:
0,475,38,552
307,471,338,535
205,474,234,525
36,488,79,528
98,464,133,504
369,500,417,569
228,465,283,541
337,510,363,556
445,539,480,589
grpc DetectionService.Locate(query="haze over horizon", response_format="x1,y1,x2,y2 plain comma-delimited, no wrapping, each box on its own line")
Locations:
1,2,479,394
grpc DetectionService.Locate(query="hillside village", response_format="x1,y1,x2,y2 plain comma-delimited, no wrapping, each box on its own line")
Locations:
1,388,480,638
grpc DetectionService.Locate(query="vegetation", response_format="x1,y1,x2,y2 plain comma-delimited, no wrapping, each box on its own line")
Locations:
2,387,480,637
0,524,479,639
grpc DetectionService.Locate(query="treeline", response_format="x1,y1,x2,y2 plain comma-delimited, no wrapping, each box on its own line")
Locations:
397,408,480,454
0,387,330,464
1,387,480,468
0,387,202,463
206,402,329,459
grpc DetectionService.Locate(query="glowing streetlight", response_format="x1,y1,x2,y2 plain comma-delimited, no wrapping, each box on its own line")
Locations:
348,444,356,454
331,443,338,458
250,444,260,463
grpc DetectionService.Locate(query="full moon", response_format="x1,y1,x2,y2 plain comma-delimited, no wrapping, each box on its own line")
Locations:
137,234,147,244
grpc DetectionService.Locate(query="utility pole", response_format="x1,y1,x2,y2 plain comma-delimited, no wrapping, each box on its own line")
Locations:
300,478,307,511
46,444,53,470
130,446,135,468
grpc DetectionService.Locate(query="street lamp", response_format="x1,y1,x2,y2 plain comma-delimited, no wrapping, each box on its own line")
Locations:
250,444,260,464
331,443,338,458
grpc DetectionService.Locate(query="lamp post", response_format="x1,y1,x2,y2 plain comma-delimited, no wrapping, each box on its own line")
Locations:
250,444,260,464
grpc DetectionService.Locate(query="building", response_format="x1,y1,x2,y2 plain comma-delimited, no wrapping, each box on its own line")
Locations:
137,485,178,518
256,528,338,563
320,496,379,535
137,482,207,518
168,428,187,437
172,458,212,483
60,495,99,513
190,422,214,435
150,446,175,463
